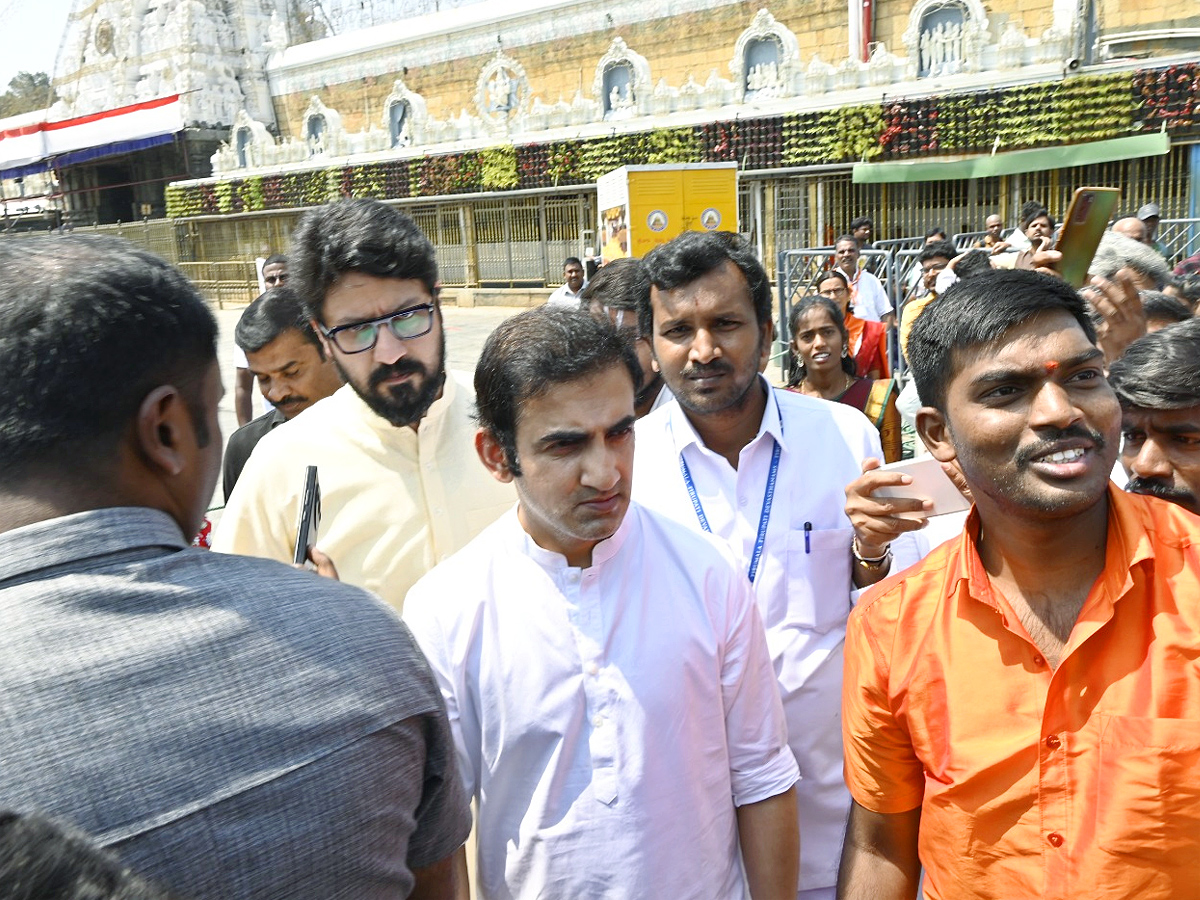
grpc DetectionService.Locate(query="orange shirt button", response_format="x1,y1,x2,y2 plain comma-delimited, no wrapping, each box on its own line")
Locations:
1033,654,1046,667
1047,832,1064,847
1045,734,1061,749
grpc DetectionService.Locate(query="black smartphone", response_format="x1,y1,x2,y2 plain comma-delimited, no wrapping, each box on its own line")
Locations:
292,465,321,566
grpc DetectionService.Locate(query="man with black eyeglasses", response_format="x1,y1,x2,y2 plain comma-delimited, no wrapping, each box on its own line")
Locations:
215,199,515,612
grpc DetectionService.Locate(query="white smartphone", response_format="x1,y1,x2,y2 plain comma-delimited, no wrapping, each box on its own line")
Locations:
873,456,971,519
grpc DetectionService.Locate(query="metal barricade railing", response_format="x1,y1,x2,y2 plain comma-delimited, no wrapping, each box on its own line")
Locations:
953,230,987,251
177,261,260,309
1158,218,1200,267
776,247,893,381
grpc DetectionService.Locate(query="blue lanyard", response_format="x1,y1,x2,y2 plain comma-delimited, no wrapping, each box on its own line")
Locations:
677,407,783,585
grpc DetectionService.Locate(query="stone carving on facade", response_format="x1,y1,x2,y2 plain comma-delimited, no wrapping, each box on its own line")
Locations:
475,51,529,132
902,0,990,80
53,0,271,127
227,109,274,168
730,9,801,101
998,21,1028,70
593,37,651,121
805,55,835,94
867,42,903,86
834,58,863,91
381,79,428,147
302,95,342,157
703,69,736,108
1036,26,1071,63
265,10,289,52
650,78,677,117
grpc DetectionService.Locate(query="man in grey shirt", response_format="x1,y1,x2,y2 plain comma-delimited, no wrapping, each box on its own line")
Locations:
0,236,469,899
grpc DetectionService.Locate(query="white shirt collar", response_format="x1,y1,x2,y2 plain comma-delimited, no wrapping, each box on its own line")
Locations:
666,375,787,459
512,502,634,571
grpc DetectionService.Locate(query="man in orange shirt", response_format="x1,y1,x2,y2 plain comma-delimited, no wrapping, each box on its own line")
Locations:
839,269,1200,900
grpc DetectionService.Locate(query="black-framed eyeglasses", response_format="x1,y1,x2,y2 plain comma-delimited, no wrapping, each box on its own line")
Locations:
318,304,436,354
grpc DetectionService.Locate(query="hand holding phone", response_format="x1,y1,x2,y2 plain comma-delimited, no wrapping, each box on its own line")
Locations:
292,465,321,566
1056,187,1121,287
871,456,972,520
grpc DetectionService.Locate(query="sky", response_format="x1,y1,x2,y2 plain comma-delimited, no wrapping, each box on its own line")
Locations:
0,0,76,90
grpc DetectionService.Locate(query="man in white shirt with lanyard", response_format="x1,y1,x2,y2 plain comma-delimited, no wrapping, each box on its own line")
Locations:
405,305,800,900
633,230,926,900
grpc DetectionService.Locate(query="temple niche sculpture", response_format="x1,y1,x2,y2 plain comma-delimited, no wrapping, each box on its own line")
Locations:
902,0,990,80
594,38,651,121
475,51,529,132
382,79,429,148
730,9,800,101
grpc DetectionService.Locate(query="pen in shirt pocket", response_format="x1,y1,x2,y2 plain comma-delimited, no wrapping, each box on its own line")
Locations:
804,522,812,554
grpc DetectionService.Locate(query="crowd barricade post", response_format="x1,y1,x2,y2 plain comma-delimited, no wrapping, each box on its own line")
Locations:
954,231,988,251
775,246,892,383
1158,218,1200,267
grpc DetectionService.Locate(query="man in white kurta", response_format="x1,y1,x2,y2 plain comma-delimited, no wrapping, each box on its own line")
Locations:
406,503,798,899
405,305,799,899
635,231,926,900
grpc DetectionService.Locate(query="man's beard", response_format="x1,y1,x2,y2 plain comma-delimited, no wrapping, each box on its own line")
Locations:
339,333,446,427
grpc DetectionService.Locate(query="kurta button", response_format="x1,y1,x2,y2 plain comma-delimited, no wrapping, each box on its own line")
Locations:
1047,832,1064,847
586,662,599,676
1033,655,1045,667
1045,734,1061,749
592,715,604,728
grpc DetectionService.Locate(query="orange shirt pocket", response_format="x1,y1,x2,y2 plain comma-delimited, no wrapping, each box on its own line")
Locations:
1096,714,1200,865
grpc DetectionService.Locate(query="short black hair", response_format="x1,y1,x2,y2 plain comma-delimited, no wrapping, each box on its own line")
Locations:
817,268,851,292
919,240,957,264
1109,318,1200,410
0,236,217,484
0,811,180,899
263,253,287,268
1176,275,1200,306
953,248,993,281
640,230,770,336
474,306,641,476
291,198,438,321
235,287,323,355
1018,201,1047,228
1139,290,1192,326
849,216,873,231
563,257,583,269
786,294,856,386
924,226,948,241
907,269,1096,412
580,258,650,320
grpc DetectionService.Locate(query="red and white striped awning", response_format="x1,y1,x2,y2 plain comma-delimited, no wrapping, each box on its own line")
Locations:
0,94,184,175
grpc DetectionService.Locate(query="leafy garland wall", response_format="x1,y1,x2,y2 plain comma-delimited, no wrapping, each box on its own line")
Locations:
165,65,1197,219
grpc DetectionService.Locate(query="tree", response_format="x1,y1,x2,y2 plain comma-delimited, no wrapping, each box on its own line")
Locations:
0,71,56,119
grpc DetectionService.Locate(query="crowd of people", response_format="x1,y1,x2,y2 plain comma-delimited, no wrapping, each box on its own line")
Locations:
0,191,1198,900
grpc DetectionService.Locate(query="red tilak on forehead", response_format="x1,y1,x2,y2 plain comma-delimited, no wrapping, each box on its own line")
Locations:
1044,360,1060,373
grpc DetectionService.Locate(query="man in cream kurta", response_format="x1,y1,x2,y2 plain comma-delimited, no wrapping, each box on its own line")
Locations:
215,373,513,610
214,199,515,611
